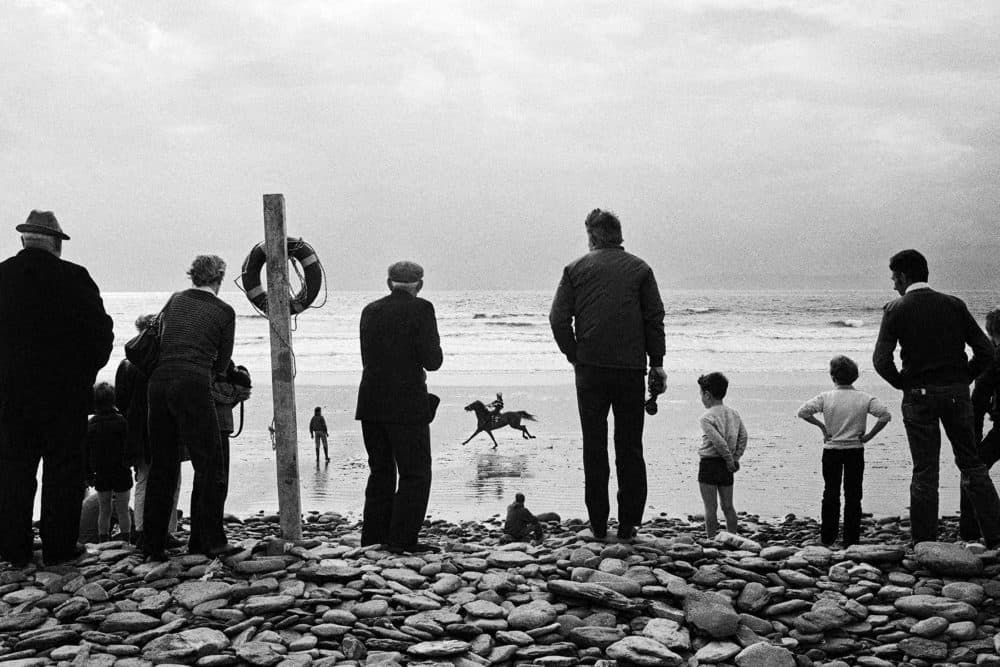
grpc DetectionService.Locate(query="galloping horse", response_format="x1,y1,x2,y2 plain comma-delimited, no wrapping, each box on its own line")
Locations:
462,400,537,449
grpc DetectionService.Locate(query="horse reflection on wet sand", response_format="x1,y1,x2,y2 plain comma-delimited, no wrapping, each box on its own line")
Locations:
462,400,537,449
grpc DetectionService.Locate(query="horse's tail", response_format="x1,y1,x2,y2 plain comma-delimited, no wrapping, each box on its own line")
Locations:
516,411,537,421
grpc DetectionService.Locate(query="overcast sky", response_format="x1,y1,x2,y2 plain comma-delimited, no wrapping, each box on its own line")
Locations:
3,1,998,292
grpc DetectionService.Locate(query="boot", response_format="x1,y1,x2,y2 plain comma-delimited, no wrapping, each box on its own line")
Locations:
98,534,110,543
131,530,144,548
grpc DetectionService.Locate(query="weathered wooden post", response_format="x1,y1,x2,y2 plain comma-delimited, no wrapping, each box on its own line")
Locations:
263,193,302,540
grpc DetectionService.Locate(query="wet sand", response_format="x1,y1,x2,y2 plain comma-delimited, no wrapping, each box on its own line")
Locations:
196,369,984,524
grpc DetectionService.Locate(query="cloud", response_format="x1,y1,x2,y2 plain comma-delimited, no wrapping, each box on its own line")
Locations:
1,0,998,290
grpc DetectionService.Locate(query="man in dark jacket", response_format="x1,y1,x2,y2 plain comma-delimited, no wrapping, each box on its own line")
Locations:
873,249,1000,546
0,211,114,566
355,261,443,552
959,307,1000,540
550,209,666,541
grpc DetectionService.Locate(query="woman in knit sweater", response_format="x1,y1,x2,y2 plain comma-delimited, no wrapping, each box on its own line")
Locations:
141,255,236,560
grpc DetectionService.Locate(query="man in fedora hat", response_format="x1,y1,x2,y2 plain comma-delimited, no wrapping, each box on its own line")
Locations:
0,210,114,567
355,260,443,553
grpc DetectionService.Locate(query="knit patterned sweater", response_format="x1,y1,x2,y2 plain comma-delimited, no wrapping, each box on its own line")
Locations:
157,289,235,378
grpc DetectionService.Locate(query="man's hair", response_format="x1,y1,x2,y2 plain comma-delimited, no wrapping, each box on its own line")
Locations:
389,281,420,294
829,355,859,384
514,492,525,503
21,232,60,253
889,249,929,283
315,406,322,414
697,372,729,399
986,308,1000,337
94,382,115,410
135,313,157,332
188,255,227,287
584,208,623,247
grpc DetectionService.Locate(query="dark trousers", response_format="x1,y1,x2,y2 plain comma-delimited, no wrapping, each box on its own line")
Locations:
902,385,1000,546
360,421,431,547
0,407,87,564
143,373,226,555
821,448,864,546
959,424,1000,539
574,364,647,536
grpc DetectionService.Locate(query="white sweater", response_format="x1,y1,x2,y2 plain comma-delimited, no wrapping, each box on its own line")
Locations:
797,385,891,449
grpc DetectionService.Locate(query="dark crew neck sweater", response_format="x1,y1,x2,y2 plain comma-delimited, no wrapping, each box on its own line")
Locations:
157,289,235,378
873,287,994,389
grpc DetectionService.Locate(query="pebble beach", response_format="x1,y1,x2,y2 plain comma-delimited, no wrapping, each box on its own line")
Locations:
5,510,1000,666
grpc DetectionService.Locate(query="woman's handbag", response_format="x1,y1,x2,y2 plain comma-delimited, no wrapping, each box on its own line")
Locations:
124,312,164,377
124,295,173,377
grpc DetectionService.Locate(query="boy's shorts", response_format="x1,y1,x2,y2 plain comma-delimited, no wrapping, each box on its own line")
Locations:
698,457,734,486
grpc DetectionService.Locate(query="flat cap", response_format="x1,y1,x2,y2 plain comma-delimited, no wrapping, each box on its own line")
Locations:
16,210,70,240
387,260,424,283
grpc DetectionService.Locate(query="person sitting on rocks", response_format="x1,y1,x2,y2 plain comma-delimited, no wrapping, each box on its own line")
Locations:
503,492,544,543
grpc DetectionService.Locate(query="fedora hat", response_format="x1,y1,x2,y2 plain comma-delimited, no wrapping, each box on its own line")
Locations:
16,210,70,240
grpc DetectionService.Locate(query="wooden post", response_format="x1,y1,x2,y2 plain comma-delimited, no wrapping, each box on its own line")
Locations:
263,193,302,540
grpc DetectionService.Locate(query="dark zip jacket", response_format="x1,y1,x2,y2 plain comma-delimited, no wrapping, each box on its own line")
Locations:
549,245,665,370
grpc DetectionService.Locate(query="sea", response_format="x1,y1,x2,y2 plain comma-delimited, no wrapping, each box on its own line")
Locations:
100,288,999,384
87,289,999,524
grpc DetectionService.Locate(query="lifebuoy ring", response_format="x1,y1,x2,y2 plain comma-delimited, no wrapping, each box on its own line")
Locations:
241,238,322,315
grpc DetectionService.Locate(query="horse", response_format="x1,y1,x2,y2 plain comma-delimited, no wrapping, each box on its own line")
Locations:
462,400,537,449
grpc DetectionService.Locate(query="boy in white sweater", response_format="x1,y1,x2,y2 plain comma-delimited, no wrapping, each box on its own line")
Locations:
697,372,748,538
798,355,891,546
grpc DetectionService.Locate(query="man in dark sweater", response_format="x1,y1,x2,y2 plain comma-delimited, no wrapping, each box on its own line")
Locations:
0,211,114,566
549,209,666,542
356,261,443,553
873,249,1000,546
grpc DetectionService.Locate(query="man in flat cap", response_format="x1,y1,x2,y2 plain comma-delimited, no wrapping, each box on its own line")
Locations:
0,211,114,566
355,260,443,553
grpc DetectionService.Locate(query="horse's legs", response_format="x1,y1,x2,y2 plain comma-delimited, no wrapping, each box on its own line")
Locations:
517,425,534,439
462,429,482,445
487,430,499,449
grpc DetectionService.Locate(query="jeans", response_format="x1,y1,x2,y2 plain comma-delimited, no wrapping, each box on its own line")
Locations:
144,372,226,555
821,448,864,546
902,385,1000,546
314,432,329,460
574,364,647,536
959,422,1000,539
360,421,432,547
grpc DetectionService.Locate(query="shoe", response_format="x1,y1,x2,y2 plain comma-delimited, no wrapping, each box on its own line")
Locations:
202,543,242,558
98,534,110,544
164,534,185,549
387,542,439,554
143,549,169,562
43,545,85,566
616,524,637,541
130,530,143,547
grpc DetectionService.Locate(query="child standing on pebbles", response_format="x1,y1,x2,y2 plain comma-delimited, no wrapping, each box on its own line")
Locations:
797,355,891,547
697,372,748,538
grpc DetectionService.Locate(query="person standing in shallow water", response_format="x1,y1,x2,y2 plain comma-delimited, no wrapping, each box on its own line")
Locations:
356,261,443,553
0,211,114,567
549,209,666,542
873,249,1000,547
310,407,330,464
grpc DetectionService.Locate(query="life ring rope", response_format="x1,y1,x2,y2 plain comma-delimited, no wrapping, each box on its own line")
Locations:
236,237,326,321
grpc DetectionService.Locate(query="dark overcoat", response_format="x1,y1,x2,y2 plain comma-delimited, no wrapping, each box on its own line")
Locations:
355,289,442,424
0,248,114,415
